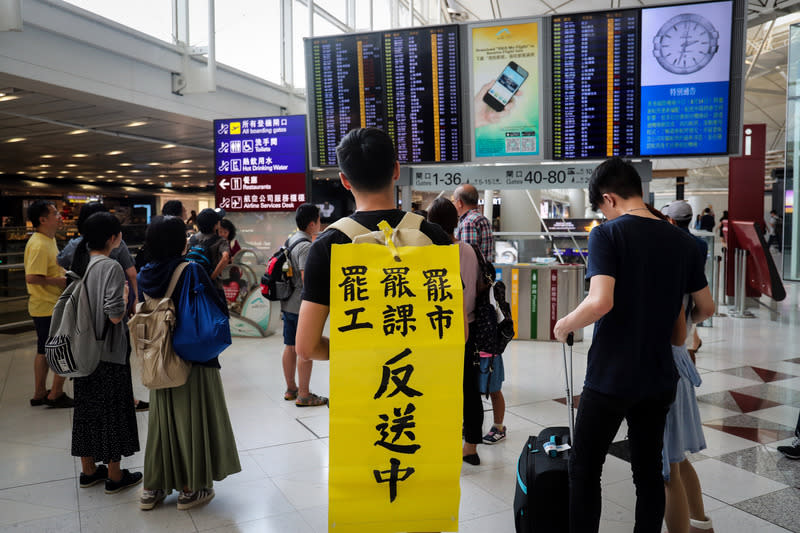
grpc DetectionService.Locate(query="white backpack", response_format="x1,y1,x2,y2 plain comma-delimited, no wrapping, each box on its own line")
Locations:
44,258,108,377
327,212,433,256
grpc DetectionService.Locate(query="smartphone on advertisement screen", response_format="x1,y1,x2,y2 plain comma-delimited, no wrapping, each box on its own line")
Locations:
483,61,528,112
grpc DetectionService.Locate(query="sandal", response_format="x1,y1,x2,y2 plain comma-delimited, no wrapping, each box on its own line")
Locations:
296,393,328,407
284,389,299,401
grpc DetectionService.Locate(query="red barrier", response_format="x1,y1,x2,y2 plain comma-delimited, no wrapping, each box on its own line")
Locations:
730,220,786,301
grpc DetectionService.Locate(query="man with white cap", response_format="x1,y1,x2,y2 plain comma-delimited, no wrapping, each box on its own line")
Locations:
662,200,708,360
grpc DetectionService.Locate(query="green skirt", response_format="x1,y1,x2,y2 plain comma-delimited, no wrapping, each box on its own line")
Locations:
143,365,241,492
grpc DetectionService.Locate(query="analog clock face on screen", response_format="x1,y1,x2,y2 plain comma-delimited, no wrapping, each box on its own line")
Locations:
653,13,720,75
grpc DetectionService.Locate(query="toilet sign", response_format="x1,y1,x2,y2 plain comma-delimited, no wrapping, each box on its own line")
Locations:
214,115,308,212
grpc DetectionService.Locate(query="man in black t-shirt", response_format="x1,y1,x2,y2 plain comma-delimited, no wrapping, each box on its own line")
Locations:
553,158,714,533
296,128,450,364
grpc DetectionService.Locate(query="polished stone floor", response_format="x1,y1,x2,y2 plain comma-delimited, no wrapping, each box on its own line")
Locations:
1,284,800,532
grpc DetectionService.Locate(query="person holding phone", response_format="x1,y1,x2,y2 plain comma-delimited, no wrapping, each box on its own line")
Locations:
475,61,527,128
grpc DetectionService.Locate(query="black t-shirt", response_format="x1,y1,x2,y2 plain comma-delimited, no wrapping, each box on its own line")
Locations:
585,215,707,399
302,210,452,306
700,214,715,232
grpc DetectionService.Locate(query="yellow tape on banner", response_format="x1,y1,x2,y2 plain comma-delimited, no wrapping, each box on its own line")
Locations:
329,242,464,533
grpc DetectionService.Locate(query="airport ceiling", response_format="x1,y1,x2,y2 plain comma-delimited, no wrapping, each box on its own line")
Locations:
0,0,797,193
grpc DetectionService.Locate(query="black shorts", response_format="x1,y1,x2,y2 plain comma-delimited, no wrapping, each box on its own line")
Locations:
33,316,52,355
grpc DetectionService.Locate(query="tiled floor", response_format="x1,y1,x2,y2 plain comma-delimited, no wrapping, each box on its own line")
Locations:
2,284,800,532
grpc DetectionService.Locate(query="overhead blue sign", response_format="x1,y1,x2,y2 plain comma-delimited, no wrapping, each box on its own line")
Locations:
214,115,307,175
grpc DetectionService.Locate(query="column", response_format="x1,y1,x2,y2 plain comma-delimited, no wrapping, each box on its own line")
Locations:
567,189,585,219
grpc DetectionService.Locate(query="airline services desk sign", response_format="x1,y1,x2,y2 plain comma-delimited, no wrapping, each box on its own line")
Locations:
329,239,464,533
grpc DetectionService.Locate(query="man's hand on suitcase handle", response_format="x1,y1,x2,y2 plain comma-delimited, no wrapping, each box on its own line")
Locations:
553,319,573,344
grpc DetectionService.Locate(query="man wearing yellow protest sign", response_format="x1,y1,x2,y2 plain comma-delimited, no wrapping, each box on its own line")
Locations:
297,128,463,533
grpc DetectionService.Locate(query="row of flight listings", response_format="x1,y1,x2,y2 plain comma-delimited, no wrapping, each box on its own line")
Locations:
305,0,742,166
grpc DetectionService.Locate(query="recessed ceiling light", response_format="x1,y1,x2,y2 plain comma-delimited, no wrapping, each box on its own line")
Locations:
125,121,147,127
179,169,190,173
76,175,84,179
125,179,133,183
59,170,69,174
72,153,88,158
162,144,176,149
16,171,25,174
39,164,50,168
5,137,26,143
182,184,189,188
179,159,193,164
41,154,55,159
119,163,133,167
148,162,160,166
131,169,142,173
68,129,88,135
198,170,207,174
106,170,115,174
158,174,167,178
106,179,113,182
106,150,124,156
88,179,96,183
0,95,19,102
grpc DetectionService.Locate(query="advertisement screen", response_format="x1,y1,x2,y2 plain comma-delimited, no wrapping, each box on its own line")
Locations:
214,115,307,212
307,25,462,166
471,20,541,159
640,0,734,156
552,10,639,159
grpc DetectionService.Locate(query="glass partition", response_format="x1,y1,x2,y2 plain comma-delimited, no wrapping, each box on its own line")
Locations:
785,24,800,280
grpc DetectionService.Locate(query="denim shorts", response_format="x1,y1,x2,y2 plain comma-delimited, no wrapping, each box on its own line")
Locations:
33,315,52,355
282,311,299,346
478,353,505,394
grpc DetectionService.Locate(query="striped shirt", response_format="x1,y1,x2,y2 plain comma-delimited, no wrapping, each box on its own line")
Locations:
455,208,495,263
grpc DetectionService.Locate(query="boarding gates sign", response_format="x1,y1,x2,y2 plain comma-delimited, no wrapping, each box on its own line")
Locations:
214,115,307,212
329,240,464,533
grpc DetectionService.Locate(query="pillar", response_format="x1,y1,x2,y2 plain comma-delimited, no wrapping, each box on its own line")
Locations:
483,189,493,219
567,189,585,219
500,189,541,232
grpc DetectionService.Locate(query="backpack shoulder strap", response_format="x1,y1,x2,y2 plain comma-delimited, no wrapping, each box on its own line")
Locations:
395,212,425,230
164,262,190,299
285,235,311,254
327,217,372,242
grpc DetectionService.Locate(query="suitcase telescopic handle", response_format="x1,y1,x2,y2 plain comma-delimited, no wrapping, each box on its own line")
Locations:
563,333,575,445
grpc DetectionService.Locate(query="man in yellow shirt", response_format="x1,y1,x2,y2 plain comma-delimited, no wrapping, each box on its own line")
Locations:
24,201,72,408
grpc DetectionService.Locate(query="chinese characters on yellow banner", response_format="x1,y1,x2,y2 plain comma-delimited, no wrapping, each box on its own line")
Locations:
329,242,464,533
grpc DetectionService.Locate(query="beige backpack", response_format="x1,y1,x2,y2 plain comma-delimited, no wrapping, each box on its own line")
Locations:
129,263,191,389
328,212,432,260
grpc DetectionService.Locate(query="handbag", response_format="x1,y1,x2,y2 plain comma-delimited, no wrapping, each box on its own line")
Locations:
129,263,191,390
173,262,232,362
470,245,515,356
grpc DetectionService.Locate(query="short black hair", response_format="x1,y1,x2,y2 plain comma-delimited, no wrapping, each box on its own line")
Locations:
83,212,121,250
295,203,320,231
162,200,184,217
146,216,187,261
196,208,220,234
336,128,396,192
587,157,643,211
27,200,54,228
77,201,108,235
219,218,236,240
674,218,691,229
427,198,458,236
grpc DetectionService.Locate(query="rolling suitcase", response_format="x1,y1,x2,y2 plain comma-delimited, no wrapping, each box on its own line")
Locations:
513,333,575,533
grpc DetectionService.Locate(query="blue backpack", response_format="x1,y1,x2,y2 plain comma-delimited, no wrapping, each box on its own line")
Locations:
172,262,231,362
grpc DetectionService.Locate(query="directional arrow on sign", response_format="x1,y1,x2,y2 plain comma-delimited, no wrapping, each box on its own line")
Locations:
219,179,229,190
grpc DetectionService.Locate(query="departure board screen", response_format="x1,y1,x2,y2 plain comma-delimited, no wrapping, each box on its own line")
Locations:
307,25,462,167
552,10,639,160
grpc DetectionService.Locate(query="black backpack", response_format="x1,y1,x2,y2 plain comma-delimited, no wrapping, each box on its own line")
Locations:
470,244,515,356
260,237,310,302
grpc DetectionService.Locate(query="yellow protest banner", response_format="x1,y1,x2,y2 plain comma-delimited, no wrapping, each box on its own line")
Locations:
329,241,464,533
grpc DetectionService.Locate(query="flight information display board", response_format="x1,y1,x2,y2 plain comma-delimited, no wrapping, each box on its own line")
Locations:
639,0,734,156
307,25,462,167
552,10,639,159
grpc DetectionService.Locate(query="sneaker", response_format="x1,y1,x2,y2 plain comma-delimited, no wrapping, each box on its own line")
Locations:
777,437,800,460
105,469,143,494
79,464,108,488
483,425,507,444
134,400,149,412
177,488,215,510
140,489,166,510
